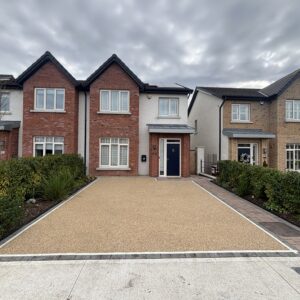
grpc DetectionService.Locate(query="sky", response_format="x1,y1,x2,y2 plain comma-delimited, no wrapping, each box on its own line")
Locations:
0,0,299,89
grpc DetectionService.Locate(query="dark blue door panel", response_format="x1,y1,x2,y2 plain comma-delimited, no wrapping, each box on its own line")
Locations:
167,143,180,176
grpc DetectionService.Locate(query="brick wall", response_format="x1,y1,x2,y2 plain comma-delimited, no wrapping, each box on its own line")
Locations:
149,133,190,177
22,62,78,157
89,63,139,176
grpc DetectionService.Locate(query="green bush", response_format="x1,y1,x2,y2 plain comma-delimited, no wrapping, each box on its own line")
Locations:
0,154,87,239
41,167,75,201
217,160,300,215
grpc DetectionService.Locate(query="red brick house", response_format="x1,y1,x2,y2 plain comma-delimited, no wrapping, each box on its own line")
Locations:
0,52,193,177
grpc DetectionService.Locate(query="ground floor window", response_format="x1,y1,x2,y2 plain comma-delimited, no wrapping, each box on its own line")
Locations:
33,136,64,157
0,140,5,152
286,144,300,171
100,137,129,168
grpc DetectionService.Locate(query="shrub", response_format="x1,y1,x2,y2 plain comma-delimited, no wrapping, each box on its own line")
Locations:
41,167,75,201
217,160,300,215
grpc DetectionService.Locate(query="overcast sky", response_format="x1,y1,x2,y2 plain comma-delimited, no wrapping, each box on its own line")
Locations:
0,0,299,88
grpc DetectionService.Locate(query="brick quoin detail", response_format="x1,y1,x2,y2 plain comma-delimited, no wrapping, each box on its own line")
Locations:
22,62,78,157
149,133,190,177
89,63,139,176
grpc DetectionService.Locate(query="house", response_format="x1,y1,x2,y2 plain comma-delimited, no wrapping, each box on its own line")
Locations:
188,69,300,172
0,51,194,177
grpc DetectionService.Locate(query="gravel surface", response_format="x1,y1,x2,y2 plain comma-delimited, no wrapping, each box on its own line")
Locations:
0,177,287,254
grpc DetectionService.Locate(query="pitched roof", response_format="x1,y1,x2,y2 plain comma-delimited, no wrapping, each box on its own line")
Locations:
17,51,78,86
85,54,144,88
198,87,265,99
260,69,300,97
0,75,21,89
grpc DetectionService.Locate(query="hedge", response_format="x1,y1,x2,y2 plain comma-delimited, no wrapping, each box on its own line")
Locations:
217,160,300,215
0,154,87,239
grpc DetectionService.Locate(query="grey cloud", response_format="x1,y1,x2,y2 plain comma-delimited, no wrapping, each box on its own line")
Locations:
0,0,300,88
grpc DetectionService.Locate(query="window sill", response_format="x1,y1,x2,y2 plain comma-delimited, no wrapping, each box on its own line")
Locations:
0,111,12,115
230,121,253,124
96,167,131,171
157,116,180,119
285,119,300,123
97,111,131,115
30,110,66,113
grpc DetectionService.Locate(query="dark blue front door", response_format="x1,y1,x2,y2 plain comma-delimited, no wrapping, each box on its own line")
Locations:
167,143,180,176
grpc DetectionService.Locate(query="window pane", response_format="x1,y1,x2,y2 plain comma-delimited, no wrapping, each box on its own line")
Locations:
0,141,5,151
35,136,45,142
54,144,63,155
46,143,53,155
56,89,64,110
159,99,169,116
100,91,109,111
101,138,110,144
119,138,128,144
101,145,109,165
111,144,118,166
169,99,178,115
239,105,249,121
294,101,300,120
120,92,129,112
159,139,164,175
46,89,55,109
54,137,64,143
0,93,9,111
36,89,44,109
35,144,44,157
232,105,239,120
46,137,53,142
286,101,293,119
111,138,118,144
111,91,119,112
119,145,128,166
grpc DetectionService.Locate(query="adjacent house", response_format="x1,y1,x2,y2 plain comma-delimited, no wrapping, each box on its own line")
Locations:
0,51,193,177
188,69,300,172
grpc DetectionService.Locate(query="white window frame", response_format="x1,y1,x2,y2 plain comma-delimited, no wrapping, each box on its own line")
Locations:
33,136,64,157
99,90,130,114
99,137,129,169
158,97,179,117
285,100,300,122
231,104,250,122
286,144,300,172
34,88,65,112
0,92,10,112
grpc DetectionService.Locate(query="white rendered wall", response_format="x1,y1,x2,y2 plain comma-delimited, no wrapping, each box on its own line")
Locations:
138,93,189,175
1,89,23,156
188,90,228,161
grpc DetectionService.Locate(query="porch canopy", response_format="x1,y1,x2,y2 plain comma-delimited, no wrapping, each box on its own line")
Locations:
223,128,275,139
0,121,20,131
147,124,195,134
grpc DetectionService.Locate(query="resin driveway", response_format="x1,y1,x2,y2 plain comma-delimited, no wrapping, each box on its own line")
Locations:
0,177,288,254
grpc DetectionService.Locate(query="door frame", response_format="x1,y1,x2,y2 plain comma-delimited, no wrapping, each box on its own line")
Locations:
237,143,258,165
159,138,181,177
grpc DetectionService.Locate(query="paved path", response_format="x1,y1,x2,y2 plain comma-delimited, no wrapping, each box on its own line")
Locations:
0,177,287,254
0,256,299,299
192,176,300,252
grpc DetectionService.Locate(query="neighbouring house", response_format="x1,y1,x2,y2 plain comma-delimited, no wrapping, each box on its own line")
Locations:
188,69,300,173
0,51,194,177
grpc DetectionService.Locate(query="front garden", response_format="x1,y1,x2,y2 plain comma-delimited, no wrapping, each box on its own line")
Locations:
0,154,92,240
217,160,300,226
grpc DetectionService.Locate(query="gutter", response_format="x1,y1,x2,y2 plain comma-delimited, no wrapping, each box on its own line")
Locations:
218,98,226,161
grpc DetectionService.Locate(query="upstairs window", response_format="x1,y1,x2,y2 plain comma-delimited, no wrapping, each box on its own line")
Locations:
159,98,179,117
33,136,64,157
35,88,65,111
0,92,10,112
231,104,250,122
100,90,129,113
286,100,300,121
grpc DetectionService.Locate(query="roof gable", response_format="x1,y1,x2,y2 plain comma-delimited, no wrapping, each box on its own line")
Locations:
259,69,300,97
17,51,78,86
85,54,144,89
